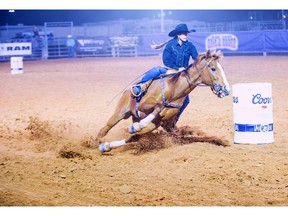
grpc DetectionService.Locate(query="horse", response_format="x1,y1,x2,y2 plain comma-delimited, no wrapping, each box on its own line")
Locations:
96,50,230,153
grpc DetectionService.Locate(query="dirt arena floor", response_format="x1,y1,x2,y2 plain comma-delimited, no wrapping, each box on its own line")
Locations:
0,55,288,207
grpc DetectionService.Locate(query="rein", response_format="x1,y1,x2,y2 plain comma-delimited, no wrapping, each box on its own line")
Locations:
193,58,215,88
159,58,215,109
160,60,212,108
185,58,214,88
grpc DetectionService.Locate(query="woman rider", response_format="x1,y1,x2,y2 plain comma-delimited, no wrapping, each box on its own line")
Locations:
131,23,199,131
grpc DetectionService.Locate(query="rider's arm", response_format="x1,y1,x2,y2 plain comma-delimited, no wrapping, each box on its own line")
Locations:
162,41,179,70
189,42,199,60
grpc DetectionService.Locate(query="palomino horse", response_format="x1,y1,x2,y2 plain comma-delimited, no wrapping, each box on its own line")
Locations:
96,50,230,153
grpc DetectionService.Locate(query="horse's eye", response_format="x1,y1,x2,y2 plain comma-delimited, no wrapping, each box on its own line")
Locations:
211,68,216,72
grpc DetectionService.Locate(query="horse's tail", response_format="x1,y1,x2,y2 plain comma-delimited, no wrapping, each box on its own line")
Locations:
150,39,173,50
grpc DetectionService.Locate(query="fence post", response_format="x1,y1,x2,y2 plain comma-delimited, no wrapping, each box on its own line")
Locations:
42,35,48,59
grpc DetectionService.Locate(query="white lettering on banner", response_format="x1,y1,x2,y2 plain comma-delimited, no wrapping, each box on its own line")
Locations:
0,43,32,56
205,34,238,51
77,39,105,46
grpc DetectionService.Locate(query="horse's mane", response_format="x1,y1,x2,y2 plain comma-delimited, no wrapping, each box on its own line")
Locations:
168,50,221,83
170,53,206,82
169,71,181,82
170,65,193,83
186,63,194,71
188,51,221,67
194,52,207,65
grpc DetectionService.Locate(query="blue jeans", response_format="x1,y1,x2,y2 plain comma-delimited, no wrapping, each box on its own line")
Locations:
67,47,75,58
138,66,189,123
138,66,168,84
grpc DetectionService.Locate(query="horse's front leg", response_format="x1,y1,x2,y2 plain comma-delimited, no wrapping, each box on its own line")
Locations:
99,122,158,153
98,136,131,153
128,103,162,134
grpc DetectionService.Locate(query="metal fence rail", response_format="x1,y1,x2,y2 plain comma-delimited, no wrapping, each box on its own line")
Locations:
0,37,139,61
1,19,288,61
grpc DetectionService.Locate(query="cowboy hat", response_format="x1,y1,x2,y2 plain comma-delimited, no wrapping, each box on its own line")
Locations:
168,23,196,37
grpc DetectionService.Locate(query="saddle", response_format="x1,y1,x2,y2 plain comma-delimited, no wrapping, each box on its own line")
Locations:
130,68,178,98
129,69,179,120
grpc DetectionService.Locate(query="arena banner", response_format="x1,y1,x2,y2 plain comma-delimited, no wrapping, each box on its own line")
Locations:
109,36,139,47
137,30,288,55
190,31,265,53
264,30,288,51
137,32,264,55
76,36,110,53
205,33,238,51
0,42,32,56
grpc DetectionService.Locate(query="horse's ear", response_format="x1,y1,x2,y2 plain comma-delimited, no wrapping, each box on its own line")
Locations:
216,50,222,58
205,50,211,59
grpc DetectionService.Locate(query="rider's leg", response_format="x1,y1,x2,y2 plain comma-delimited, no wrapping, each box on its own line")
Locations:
139,66,167,83
131,67,168,97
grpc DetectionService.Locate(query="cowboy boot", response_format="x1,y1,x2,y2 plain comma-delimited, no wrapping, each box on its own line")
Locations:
130,84,142,97
130,80,153,97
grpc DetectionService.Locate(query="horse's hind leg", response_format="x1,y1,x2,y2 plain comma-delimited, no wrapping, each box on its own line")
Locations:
96,91,131,142
97,111,129,139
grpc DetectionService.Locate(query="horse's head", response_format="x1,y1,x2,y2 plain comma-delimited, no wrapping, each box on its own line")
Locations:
196,50,230,98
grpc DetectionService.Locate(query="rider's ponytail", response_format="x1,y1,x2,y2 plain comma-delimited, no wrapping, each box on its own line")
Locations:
150,38,173,50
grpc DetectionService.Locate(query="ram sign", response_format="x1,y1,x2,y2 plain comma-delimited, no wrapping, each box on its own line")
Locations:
0,43,32,56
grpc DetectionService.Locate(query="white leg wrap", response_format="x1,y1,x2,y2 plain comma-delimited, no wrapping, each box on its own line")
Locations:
128,113,156,134
109,139,126,149
139,113,155,128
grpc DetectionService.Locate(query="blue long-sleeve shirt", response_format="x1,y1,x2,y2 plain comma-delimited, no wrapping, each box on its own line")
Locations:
162,38,198,70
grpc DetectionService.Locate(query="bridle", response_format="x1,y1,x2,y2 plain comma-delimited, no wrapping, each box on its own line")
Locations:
185,56,228,98
160,53,229,109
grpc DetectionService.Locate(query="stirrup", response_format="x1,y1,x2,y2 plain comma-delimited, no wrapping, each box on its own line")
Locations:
130,84,142,97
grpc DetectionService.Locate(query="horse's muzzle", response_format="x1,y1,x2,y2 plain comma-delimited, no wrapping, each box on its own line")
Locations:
212,84,230,98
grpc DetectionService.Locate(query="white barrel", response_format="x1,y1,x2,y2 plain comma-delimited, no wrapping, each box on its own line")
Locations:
10,57,23,74
232,83,274,144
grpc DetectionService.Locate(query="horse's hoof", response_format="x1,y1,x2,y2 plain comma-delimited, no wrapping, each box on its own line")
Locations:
128,125,136,134
128,123,142,134
99,142,111,153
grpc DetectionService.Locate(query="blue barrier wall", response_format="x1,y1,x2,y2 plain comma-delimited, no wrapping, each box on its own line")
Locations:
138,30,288,55
1,30,288,61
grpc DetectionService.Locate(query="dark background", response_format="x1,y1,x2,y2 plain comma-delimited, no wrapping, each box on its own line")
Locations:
0,10,284,26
